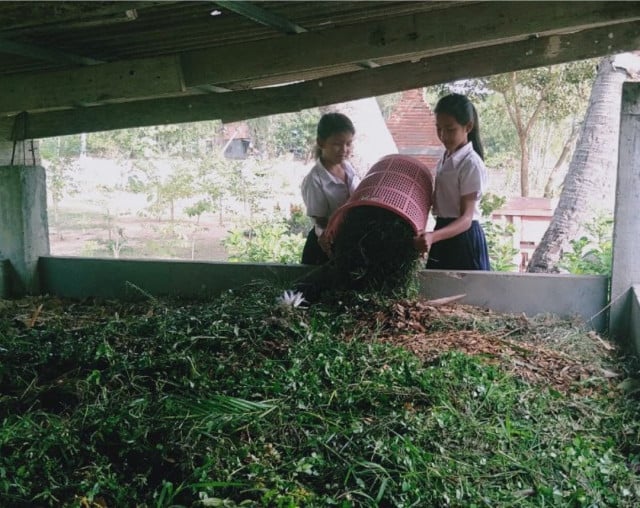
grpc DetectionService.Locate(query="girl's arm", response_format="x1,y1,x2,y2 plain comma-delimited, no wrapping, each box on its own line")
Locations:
414,192,477,252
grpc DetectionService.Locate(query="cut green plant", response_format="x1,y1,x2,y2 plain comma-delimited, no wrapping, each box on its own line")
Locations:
1,286,639,507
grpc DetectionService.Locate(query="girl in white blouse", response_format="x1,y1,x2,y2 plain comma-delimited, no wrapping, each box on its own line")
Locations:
300,113,361,264
414,94,491,270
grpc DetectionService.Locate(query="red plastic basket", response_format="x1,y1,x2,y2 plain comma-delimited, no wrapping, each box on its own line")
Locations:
324,154,434,246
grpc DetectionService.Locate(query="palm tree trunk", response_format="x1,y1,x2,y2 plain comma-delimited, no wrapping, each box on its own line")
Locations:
527,57,627,272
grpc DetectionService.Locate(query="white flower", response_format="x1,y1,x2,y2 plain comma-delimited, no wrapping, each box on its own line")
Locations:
276,290,307,308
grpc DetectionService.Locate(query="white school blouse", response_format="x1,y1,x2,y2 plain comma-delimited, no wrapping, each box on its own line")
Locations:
301,159,360,236
432,142,487,221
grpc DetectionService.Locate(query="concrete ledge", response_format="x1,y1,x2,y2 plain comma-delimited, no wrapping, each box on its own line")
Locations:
630,285,640,356
40,256,611,332
0,258,9,298
39,256,314,300
418,270,609,332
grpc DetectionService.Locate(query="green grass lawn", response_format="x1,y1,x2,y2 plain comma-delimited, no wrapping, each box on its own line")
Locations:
1,285,639,507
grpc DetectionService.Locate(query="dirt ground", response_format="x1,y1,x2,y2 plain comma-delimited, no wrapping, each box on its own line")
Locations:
49,212,232,261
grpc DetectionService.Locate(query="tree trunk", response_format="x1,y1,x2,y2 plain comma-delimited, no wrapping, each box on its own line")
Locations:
527,57,628,272
321,97,398,175
519,135,530,197
543,119,580,198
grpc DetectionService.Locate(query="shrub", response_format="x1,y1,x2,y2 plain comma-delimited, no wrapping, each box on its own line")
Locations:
559,215,612,275
224,219,305,264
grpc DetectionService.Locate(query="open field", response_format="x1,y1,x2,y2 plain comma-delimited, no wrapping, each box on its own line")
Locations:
49,208,231,261
47,156,309,262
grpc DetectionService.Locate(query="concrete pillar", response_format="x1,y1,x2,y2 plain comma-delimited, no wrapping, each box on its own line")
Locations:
0,138,49,295
609,83,640,340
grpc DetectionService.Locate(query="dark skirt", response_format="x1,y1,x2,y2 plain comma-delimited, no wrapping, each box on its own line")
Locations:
425,218,491,271
301,228,330,265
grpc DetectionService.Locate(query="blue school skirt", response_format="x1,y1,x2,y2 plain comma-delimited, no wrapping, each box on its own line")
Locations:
301,228,330,265
425,218,491,271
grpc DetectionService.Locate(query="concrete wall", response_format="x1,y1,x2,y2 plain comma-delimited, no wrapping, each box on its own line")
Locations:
39,256,610,331
418,270,609,331
0,258,9,298
39,256,313,300
630,285,640,356
610,83,640,340
0,165,50,295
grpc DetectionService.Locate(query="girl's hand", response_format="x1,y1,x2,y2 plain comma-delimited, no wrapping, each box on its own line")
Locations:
413,232,433,256
318,233,332,256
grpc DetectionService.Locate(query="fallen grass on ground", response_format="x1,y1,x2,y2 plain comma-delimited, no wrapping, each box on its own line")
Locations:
1,284,640,507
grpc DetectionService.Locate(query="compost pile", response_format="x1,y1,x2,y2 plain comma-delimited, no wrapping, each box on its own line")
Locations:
1,292,638,507
355,298,622,395
0,293,621,397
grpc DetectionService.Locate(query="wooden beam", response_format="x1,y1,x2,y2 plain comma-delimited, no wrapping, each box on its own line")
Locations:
3,20,640,141
1,1,639,115
0,55,185,115
180,1,640,87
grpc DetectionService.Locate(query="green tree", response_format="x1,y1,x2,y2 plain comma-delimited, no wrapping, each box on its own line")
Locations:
123,124,222,222
485,61,595,196
86,121,223,160
247,108,319,160
475,94,519,178
40,137,82,235
273,109,318,160
40,135,82,159
217,158,273,221
127,158,197,221
435,61,595,197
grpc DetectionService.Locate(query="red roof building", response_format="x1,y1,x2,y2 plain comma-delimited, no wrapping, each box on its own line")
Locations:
385,88,443,173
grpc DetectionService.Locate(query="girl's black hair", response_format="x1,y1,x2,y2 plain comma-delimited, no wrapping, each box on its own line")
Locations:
315,112,355,159
434,93,485,160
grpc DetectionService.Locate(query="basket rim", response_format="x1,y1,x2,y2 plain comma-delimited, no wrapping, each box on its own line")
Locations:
327,200,422,239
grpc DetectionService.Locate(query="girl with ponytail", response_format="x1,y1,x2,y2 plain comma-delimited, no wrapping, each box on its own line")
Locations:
414,93,491,270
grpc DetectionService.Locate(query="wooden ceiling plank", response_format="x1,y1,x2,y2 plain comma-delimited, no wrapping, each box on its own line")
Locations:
212,2,379,73
0,38,104,66
1,1,638,115
4,20,639,141
180,1,640,87
0,2,162,34
213,1,308,34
